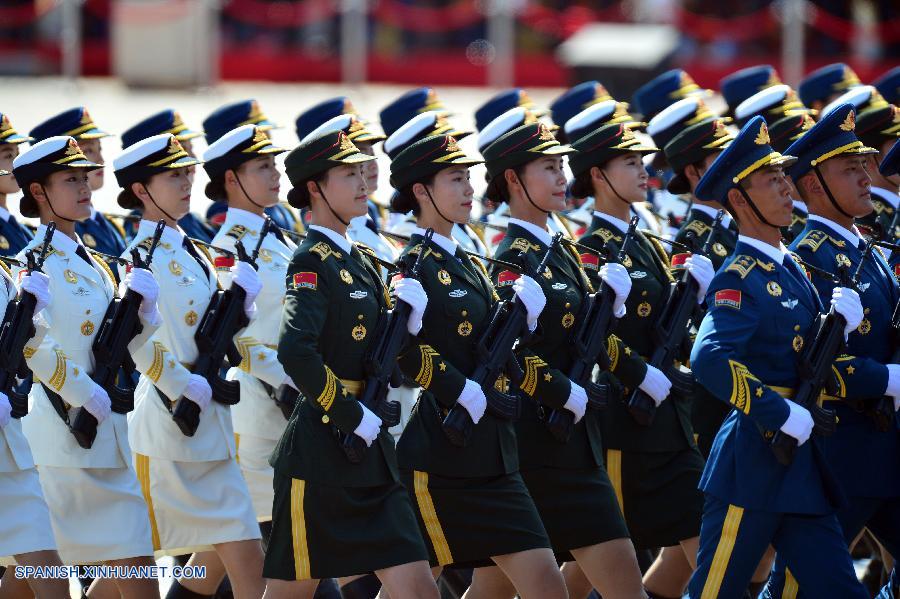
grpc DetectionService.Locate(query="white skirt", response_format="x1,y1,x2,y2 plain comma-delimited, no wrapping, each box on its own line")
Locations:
134,453,260,558
235,433,275,521
0,467,57,565
37,464,153,564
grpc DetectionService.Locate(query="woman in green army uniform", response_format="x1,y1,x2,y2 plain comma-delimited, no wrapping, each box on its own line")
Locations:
388,134,568,599
264,129,438,599
569,123,714,598
463,121,649,599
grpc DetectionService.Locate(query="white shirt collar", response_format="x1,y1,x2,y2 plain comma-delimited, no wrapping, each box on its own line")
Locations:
872,186,900,210
35,223,84,256
807,214,862,247
89,206,97,218
309,224,352,253
691,202,733,229
138,218,184,248
413,226,458,255
792,200,808,214
0,206,11,222
738,234,788,264
507,217,551,246
225,207,266,233
592,211,629,234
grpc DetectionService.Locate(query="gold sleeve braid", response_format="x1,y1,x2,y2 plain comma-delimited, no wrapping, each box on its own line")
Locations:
519,355,548,397
728,359,759,415
414,345,440,389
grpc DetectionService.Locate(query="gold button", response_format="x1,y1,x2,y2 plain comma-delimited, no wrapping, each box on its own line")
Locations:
358,314,364,320
461,310,468,317
85,309,90,314
321,414,330,424
188,300,193,305
565,302,571,308
642,290,648,296
794,325,800,331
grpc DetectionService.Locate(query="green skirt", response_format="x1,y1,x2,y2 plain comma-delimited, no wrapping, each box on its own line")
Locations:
521,465,630,561
603,445,705,550
400,469,550,569
264,472,428,580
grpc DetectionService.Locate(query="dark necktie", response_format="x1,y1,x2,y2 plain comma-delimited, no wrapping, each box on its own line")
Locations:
182,238,210,278
75,244,92,266
270,226,287,245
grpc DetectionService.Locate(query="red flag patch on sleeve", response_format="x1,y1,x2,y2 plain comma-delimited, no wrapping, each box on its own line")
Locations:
894,263,900,281
671,252,691,268
214,255,235,271
497,270,519,287
580,253,599,270
293,272,317,290
714,289,741,309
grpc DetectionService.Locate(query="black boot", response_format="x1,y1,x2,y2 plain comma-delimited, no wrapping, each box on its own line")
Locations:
259,520,273,554
437,567,472,598
313,578,342,599
166,579,214,599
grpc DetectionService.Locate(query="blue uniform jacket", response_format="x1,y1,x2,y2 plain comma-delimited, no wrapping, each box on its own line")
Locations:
75,212,126,256
0,215,33,256
790,220,900,498
691,240,888,515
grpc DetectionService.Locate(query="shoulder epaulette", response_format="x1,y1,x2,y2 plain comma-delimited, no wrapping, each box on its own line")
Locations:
683,219,711,238
725,254,758,279
591,228,623,245
407,244,442,260
510,237,542,254
30,243,60,259
135,236,172,253
354,242,377,260
225,224,251,242
310,241,342,261
795,229,846,252
0,259,11,279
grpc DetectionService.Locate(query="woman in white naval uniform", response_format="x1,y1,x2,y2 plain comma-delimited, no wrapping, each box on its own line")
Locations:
0,232,69,598
11,136,161,598
113,133,265,599
202,125,294,539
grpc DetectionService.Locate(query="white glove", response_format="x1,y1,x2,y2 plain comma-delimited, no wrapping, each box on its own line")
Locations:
513,274,546,332
685,254,714,303
457,378,487,424
638,364,672,407
779,400,814,445
564,381,588,423
83,385,112,423
599,262,631,318
123,267,160,316
392,277,428,335
0,392,10,429
831,287,863,338
886,364,900,412
20,272,50,316
352,403,382,447
230,261,262,317
183,374,212,412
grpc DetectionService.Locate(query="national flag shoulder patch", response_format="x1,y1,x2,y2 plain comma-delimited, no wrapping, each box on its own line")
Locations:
293,271,318,290
715,289,741,309
579,253,599,270
497,270,519,287
894,263,900,281
671,252,692,268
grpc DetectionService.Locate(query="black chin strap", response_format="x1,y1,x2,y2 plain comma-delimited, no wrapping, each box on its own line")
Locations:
516,177,550,215
736,184,780,229
234,172,266,210
39,184,76,223
423,185,457,225
599,170,632,206
143,185,179,224
314,181,349,227
813,165,855,219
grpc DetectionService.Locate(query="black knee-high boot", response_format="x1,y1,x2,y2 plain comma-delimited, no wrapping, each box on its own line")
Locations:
166,579,214,599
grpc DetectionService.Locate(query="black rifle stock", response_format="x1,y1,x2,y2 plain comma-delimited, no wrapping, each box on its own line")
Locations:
338,229,434,463
0,223,55,419
166,219,270,436
442,234,562,447
626,210,726,426
544,217,639,442
69,220,165,449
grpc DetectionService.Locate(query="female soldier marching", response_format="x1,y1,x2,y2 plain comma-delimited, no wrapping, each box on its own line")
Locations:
387,134,567,599
12,136,162,598
114,133,265,598
471,121,649,599
570,123,714,599
263,129,438,599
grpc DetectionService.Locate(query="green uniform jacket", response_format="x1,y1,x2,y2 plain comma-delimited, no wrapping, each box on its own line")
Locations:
272,228,397,487
491,222,646,470
673,207,738,447
577,213,694,453
395,232,529,478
